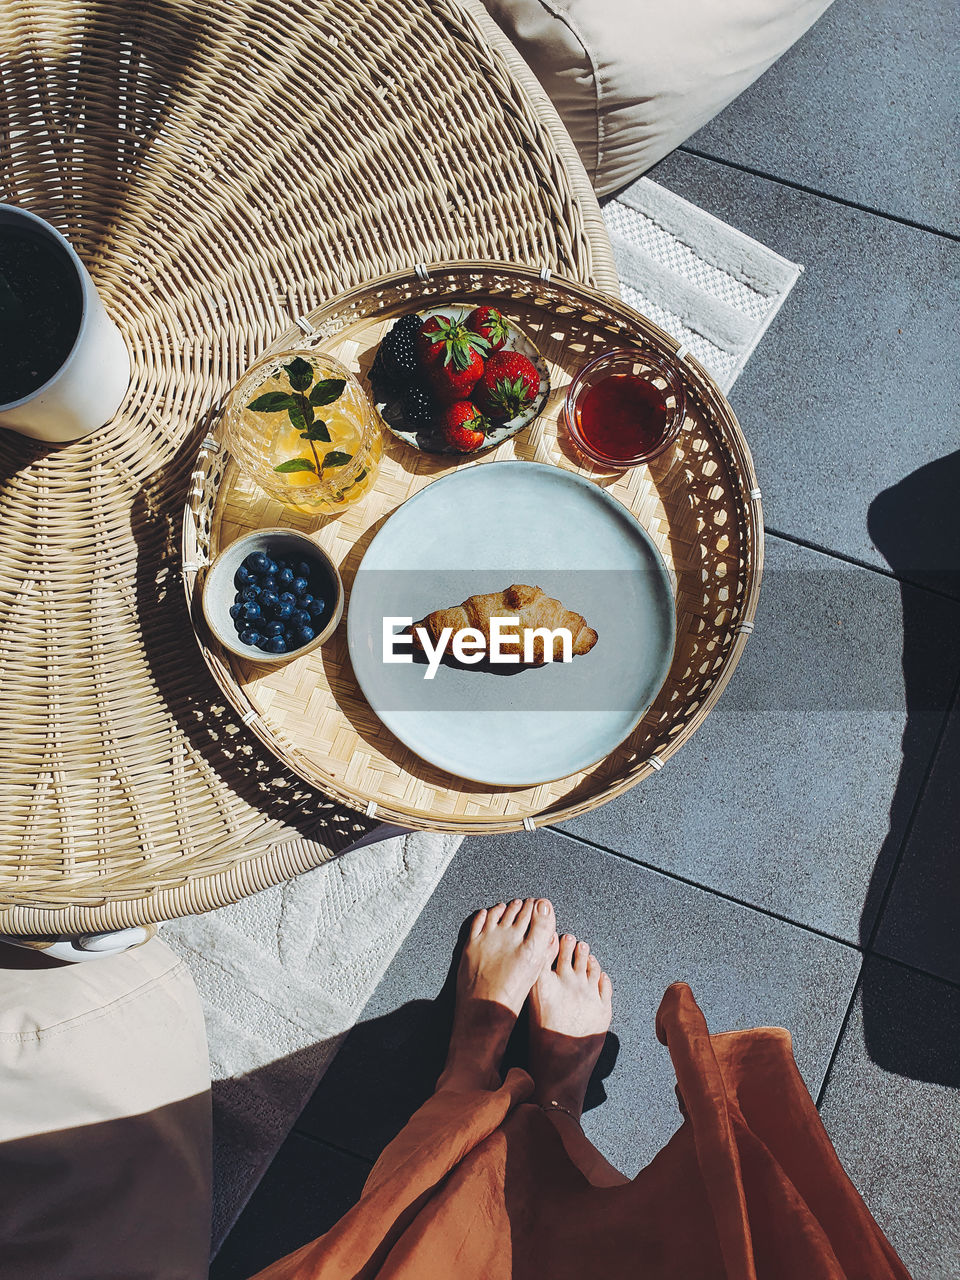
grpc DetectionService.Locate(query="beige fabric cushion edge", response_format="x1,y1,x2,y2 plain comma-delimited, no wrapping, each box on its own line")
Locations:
483,0,602,186
481,0,836,196
0,938,210,1141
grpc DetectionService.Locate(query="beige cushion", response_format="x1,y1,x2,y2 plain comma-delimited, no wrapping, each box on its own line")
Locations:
0,940,212,1280
481,0,834,196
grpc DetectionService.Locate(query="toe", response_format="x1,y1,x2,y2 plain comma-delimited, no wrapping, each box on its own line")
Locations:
524,898,555,950
599,972,613,1003
574,940,590,974
514,897,536,930
531,898,555,931
470,908,488,939
586,954,600,981
487,902,507,925
557,933,577,971
502,898,524,925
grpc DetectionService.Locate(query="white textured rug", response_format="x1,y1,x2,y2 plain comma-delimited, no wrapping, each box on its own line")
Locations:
162,827,461,1248
165,179,801,1251
604,177,802,392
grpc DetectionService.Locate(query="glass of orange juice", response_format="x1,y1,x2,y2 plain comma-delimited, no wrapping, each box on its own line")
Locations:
222,350,381,515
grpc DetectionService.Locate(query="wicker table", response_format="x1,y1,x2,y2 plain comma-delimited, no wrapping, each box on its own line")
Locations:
0,0,619,935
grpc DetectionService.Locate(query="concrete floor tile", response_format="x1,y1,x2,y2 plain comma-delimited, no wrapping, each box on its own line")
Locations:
210,1134,370,1280
647,151,960,582
819,959,960,1278
561,535,960,943
298,829,860,1179
686,0,959,235
875,697,960,985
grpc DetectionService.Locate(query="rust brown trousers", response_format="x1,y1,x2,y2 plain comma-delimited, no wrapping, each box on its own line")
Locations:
254,983,911,1280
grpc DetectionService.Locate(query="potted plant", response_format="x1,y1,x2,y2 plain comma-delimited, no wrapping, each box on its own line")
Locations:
0,204,130,442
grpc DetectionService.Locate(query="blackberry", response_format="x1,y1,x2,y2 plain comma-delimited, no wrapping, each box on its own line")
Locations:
380,312,422,381
402,382,436,427
369,345,387,385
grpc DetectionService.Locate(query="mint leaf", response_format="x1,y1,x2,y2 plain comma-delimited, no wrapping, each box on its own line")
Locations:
283,357,313,391
303,419,331,443
309,378,346,407
288,401,306,433
248,391,297,412
322,450,352,468
274,458,316,474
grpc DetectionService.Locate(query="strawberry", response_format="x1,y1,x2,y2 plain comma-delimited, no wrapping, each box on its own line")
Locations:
466,305,511,352
415,314,489,373
441,401,489,452
473,350,540,420
430,345,484,405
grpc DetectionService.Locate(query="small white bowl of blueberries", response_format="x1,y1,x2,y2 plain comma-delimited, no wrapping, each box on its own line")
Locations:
201,528,344,664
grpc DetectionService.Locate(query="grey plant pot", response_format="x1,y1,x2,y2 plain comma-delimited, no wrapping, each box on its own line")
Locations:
0,204,130,442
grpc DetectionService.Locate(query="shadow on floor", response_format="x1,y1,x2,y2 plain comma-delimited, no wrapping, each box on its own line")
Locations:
0,1095,212,1280
860,449,960,1085
211,926,619,1280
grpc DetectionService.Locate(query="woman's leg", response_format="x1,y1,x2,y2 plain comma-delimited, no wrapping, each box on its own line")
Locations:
432,902,625,1187
529,934,629,1188
436,897,558,1096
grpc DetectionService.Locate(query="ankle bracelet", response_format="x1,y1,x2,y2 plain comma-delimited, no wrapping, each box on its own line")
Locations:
540,1099,581,1125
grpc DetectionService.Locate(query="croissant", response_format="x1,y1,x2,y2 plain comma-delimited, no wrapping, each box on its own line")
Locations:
411,583,598,666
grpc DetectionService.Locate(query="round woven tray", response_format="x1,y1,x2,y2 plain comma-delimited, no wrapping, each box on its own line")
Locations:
184,263,763,832
0,0,615,933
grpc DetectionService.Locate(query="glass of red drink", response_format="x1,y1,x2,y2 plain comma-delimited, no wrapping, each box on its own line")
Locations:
563,348,686,468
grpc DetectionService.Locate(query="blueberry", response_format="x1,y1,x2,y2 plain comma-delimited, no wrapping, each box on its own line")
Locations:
241,583,261,601
229,602,244,620
290,608,309,628
263,635,287,654
290,576,309,595
260,590,279,611
273,601,293,620
278,567,295,587
294,560,311,579
239,627,262,645
241,601,262,621
298,593,314,609
265,620,285,637
234,565,251,587
275,559,290,572
246,551,269,574
279,591,296,606
296,625,316,644
263,557,279,576
260,574,278,593
307,597,326,618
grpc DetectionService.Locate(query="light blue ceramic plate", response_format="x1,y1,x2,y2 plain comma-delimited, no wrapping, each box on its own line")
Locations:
347,462,676,786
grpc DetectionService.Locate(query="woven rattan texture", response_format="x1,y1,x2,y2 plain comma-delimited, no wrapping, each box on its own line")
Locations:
0,0,615,931
185,264,763,831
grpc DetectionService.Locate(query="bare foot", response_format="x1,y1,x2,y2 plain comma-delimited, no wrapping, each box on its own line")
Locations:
437,898,558,1094
529,933,613,1119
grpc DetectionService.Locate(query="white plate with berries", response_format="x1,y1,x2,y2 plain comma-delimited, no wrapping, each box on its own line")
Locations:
368,304,550,454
